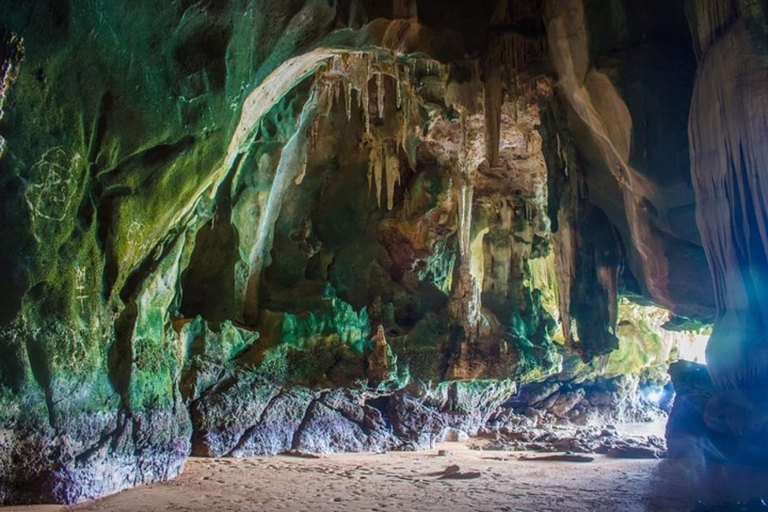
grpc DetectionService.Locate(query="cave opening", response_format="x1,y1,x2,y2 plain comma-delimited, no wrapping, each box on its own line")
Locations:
2,0,768,510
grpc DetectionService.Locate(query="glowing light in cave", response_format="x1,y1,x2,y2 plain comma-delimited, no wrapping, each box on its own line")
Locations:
641,387,664,405
675,332,709,365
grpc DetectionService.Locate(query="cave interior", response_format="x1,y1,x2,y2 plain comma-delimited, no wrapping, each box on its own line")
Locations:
1,0,768,508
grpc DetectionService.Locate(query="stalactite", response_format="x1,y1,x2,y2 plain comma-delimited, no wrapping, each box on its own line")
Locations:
366,140,401,211
363,56,372,133
369,143,384,208
481,30,546,168
398,107,408,154
308,50,450,215
334,80,341,106
445,63,482,116
385,144,400,211
484,63,503,167
345,81,353,120
377,72,385,119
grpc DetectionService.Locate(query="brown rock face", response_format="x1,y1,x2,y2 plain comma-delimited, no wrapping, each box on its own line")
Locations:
544,0,715,321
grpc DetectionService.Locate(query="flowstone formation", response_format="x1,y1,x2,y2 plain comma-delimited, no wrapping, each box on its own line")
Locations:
1,0,765,505
661,0,768,466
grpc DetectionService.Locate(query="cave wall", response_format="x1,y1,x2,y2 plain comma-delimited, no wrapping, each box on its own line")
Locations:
0,0,739,504
0,0,348,503
686,0,768,390
543,0,714,320
661,0,768,466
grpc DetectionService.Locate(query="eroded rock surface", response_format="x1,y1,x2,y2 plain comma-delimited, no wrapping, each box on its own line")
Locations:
1,0,765,504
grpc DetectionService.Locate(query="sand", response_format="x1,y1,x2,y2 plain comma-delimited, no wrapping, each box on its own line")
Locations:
6,440,768,512
6,423,768,512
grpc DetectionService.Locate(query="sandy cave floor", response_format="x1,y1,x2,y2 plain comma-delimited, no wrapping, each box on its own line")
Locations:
7,425,768,512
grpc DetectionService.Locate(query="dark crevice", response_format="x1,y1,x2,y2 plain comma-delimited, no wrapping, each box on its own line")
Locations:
224,388,284,457
77,91,115,230
24,334,55,430
291,395,322,450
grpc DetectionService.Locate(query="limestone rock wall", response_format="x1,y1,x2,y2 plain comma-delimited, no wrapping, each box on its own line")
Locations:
687,2,768,390
0,0,733,503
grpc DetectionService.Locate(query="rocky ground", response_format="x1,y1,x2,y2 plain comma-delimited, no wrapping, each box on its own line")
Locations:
471,375,669,459
475,422,667,459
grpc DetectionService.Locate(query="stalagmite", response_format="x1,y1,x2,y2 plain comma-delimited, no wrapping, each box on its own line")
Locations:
367,325,395,385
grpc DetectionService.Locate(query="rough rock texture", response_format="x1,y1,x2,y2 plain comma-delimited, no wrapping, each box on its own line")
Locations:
657,0,768,465
192,377,516,456
2,0,764,504
478,419,667,459
666,360,768,465
543,0,714,321
688,6,768,390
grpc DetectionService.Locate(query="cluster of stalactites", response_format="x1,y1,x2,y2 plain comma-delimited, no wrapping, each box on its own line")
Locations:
445,62,483,172
367,138,401,211
484,32,546,167
310,52,448,210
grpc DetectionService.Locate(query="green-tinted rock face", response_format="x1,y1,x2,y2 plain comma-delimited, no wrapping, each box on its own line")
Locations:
8,0,768,503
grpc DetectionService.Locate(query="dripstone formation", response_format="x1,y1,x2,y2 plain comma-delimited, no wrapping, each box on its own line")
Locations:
0,0,765,504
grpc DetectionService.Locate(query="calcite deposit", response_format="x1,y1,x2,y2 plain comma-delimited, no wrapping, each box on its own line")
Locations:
0,0,766,505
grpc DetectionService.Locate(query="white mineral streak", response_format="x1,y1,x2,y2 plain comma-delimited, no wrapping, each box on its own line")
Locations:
243,84,331,318
168,50,337,237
